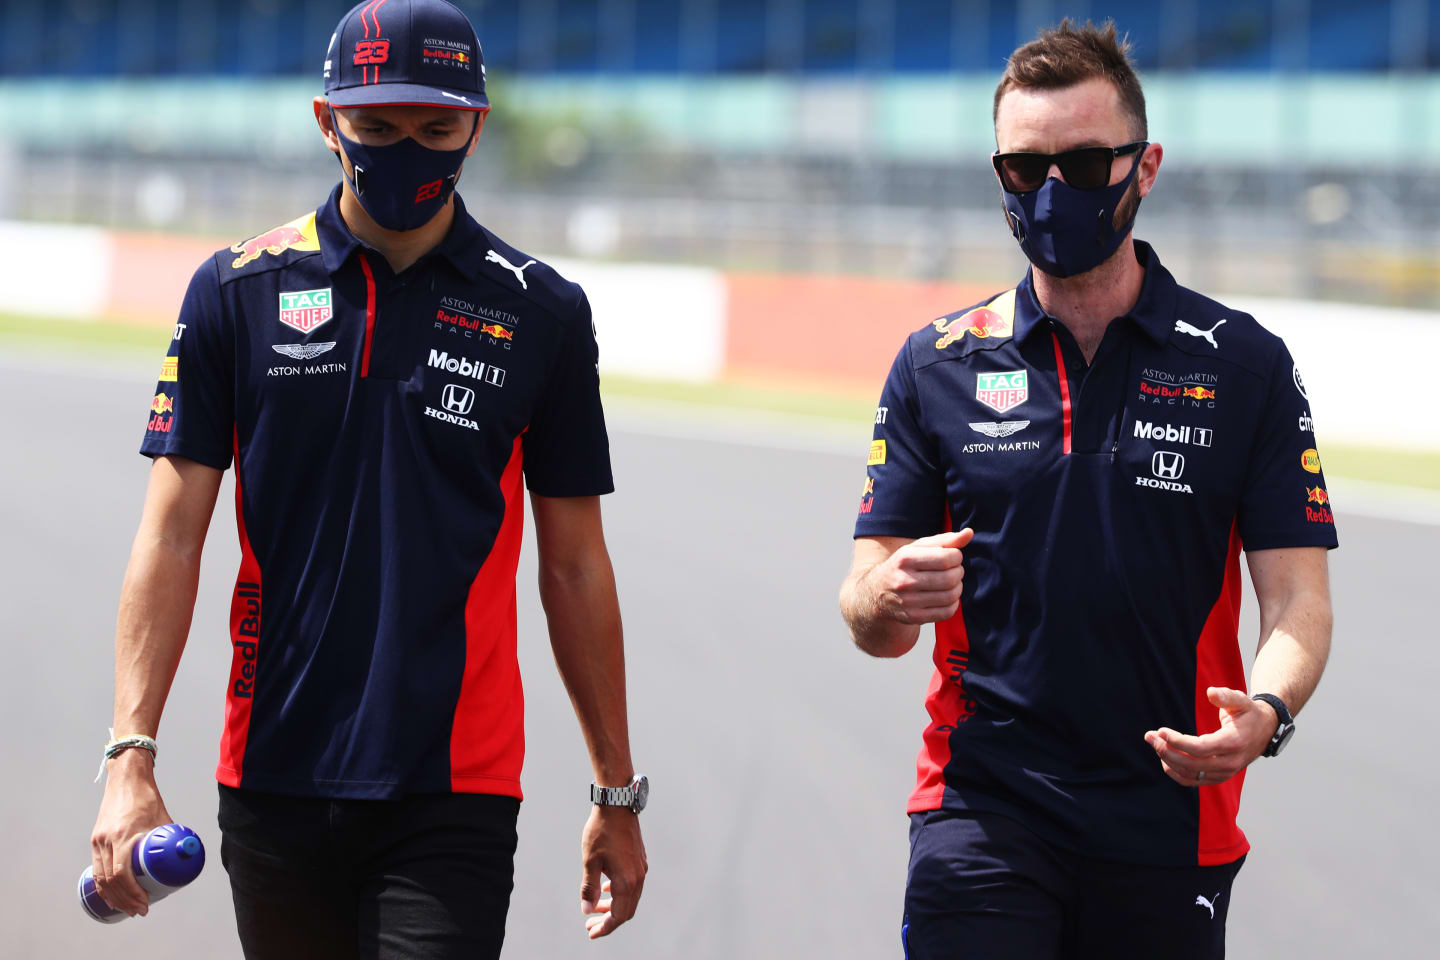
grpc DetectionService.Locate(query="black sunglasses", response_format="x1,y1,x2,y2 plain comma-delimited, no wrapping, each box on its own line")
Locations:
993,141,1147,193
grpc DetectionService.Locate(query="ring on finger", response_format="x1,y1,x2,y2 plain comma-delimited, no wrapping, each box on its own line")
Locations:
1197,770,1205,782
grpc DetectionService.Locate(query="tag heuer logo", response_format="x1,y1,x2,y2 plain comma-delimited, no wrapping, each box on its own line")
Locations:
976,371,1028,414
278,288,334,334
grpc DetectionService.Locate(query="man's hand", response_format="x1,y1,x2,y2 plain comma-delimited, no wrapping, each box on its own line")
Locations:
579,806,647,940
840,529,976,657
1143,687,1279,788
89,750,172,916
867,529,975,625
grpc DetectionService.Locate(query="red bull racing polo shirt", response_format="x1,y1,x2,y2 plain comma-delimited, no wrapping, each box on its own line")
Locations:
854,241,1338,867
142,185,612,800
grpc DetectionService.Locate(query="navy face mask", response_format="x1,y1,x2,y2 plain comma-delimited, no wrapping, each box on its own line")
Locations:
332,110,478,232
1001,144,1147,278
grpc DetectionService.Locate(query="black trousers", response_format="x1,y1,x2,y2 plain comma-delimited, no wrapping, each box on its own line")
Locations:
903,808,1246,960
217,784,520,960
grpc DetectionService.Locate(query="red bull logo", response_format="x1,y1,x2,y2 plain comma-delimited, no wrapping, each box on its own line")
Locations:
1305,485,1333,523
148,392,174,432
437,308,479,331
230,214,320,269
862,476,874,495
934,289,1018,350
479,323,513,341
1140,379,1217,406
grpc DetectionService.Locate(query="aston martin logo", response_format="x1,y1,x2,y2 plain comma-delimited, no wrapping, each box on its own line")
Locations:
968,420,1030,438
271,342,337,360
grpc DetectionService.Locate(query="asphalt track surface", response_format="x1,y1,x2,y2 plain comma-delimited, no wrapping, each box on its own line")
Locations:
3,352,1437,959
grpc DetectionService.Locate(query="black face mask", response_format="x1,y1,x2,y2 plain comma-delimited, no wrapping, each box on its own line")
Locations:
1001,144,1147,278
332,109,477,232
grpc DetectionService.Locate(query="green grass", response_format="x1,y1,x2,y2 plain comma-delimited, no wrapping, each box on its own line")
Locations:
0,313,168,355
7,312,1438,491
1314,444,1440,492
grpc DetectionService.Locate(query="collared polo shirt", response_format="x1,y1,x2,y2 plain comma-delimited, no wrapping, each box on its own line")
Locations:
141,185,612,800
854,242,1337,867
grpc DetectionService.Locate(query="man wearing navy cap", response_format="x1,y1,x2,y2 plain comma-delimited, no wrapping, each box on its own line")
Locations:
89,1,647,956
839,20,1333,959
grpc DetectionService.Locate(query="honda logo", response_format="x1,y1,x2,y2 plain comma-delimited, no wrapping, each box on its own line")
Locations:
441,383,475,415
1151,451,1185,480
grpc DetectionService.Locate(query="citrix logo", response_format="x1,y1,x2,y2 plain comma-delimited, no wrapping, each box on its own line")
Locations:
1298,411,1315,433
428,348,485,381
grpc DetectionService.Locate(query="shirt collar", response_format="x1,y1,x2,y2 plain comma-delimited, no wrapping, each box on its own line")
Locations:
316,184,361,275
316,183,489,281
1011,240,1178,346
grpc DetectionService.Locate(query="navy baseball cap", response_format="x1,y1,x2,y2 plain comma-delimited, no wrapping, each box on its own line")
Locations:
324,0,488,111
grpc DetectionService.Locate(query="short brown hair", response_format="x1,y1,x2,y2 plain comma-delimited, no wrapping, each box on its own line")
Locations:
993,19,1148,139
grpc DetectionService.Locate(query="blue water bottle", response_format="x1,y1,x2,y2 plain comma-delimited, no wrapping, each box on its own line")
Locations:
77,823,206,923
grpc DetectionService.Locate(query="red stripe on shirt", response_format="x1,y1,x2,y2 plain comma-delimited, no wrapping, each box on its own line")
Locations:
449,435,527,797
358,253,376,377
218,427,262,787
1050,331,1073,455
908,510,975,812
1195,521,1251,865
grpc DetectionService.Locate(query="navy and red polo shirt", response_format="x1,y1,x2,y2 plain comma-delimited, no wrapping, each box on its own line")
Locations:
141,185,612,800
855,242,1338,867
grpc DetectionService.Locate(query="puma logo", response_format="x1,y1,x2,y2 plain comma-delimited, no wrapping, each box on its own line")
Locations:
485,250,537,290
440,91,473,105
1195,891,1221,920
1175,318,1226,349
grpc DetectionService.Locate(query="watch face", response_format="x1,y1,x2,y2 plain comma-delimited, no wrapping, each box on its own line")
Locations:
1271,723,1296,757
631,775,649,812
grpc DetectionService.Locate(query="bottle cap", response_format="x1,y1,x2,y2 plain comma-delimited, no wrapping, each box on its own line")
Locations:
138,824,207,888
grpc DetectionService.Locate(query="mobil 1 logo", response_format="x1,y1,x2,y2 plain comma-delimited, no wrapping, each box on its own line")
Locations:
1133,420,1212,448
427,349,506,387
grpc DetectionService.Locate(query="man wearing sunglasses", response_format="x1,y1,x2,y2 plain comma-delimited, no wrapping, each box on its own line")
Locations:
840,19,1334,959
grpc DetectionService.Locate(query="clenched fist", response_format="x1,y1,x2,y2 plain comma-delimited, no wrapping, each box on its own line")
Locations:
868,529,974,624
840,528,976,658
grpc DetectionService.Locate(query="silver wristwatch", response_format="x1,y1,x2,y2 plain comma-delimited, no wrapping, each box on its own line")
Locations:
590,774,649,814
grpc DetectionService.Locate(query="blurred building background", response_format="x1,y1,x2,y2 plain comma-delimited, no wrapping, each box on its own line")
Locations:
2,0,1440,305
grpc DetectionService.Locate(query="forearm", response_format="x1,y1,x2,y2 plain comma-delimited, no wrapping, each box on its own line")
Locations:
1251,591,1331,717
112,532,202,736
840,566,922,658
540,559,633,785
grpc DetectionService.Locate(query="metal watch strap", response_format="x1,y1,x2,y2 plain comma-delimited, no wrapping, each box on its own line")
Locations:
1251,692,1294,757
590,783,634,807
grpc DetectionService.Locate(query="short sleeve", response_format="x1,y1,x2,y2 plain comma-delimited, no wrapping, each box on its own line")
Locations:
139,257,233,470
523,289,614,497
1236,340,1338,551
853,341,947,539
